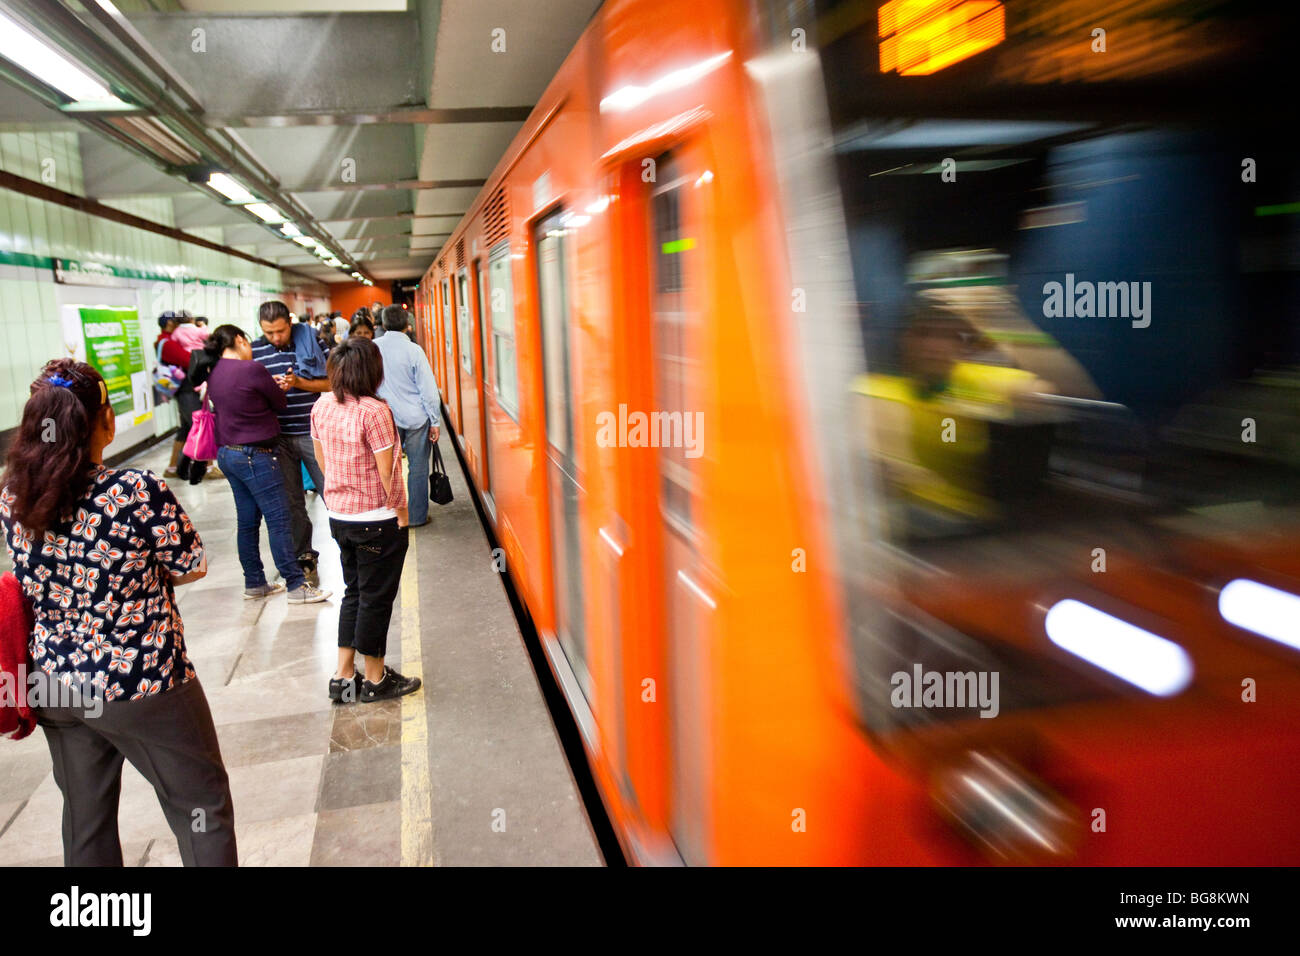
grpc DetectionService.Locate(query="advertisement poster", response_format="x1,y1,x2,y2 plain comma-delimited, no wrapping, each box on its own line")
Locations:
70,306,152,422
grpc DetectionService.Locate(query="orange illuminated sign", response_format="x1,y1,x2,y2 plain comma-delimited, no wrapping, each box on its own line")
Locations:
879,0,1005,75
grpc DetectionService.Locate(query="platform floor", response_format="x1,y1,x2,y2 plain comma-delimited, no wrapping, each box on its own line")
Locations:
0,434,601,867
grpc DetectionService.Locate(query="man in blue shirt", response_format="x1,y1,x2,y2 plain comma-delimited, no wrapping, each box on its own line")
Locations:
375,304,442,527
251,300,331,585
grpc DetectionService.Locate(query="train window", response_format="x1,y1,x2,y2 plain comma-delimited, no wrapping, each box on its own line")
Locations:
535,209,588,696
650,159,697,534
476,262,490,390
487,243,520,419
441,278,453,367
536,212,573,455
457,270,473,375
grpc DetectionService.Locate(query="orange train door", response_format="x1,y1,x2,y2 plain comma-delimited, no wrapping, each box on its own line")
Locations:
472,258,493,512
534,208,590,700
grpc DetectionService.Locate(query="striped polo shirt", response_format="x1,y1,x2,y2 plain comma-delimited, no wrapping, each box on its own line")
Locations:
250,336,321,436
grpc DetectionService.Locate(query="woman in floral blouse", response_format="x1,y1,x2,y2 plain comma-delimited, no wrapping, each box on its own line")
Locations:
0,359,236,866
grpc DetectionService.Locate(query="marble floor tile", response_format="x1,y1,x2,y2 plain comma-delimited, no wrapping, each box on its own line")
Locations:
318,745,400,812
309,800,400,867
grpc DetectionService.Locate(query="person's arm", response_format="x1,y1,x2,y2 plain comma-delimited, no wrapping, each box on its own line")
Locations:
281,371,331,393
365,404,409,527
171,551,208,585
137,472,207,585
413,347,442,438
251,361,289,410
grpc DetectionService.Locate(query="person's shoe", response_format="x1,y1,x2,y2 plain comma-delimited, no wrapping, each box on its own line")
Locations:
298,554,320,588
188,459,209,485
244,582,287,600
287,584,331,605
407,519,429,529
328,670,362,703
204,466,225,481
361,666,421,703
163,466,179,478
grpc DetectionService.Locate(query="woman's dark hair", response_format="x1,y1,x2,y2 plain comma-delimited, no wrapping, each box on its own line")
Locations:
350,307,373,324
348,314,375,337
1,360,109,536
204,323,247,358
327,336,384,403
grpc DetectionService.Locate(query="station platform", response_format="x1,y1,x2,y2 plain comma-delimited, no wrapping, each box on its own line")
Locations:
0,436,601,867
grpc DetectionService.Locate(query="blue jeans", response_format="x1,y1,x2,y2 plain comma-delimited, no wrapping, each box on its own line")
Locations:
217,445,305,591
399,422,432,526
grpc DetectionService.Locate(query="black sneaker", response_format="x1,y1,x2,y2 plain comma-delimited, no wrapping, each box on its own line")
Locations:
328,670,362,703
361,666,421,703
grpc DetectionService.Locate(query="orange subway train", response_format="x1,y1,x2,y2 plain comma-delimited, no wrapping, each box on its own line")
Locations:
412,0,1300,865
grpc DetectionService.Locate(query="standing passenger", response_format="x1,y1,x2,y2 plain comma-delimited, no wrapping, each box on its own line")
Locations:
1,360,237,866
204,325,330,604
375,304,441,528
250,301,330,588
311,338,421,703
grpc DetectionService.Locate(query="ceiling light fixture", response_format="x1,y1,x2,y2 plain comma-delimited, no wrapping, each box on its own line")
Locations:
207,172,256,204
245,202,286,223
280,223,301,237
0,10,128,106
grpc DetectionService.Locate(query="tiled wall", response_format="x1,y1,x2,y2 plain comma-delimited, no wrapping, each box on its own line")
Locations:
0,130,327,437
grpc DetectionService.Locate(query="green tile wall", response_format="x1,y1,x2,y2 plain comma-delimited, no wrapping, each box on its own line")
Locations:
0,132,328,434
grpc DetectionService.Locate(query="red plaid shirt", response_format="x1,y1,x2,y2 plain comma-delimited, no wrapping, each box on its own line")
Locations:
310,394,408,515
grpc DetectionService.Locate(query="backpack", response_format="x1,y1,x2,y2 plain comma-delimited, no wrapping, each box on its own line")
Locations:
153,338,184,403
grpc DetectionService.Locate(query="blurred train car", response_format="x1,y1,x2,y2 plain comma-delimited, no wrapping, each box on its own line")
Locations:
414,0,1300,864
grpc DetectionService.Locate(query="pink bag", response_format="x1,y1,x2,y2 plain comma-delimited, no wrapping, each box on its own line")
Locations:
183,389,218,462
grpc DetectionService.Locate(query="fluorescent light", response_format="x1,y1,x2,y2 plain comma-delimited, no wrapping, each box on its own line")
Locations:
1045,599,1193,696
292,235,315,247
600,51,732,113
245,202,285,223
280,223,301,237
0,11,125,105
1219,579,1300,651
351,272,362,279
207,173,256,204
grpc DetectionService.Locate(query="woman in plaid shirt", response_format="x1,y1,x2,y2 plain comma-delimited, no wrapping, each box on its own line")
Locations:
310,338,422,703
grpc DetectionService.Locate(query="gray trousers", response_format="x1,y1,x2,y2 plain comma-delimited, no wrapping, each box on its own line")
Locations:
37,677,238,867
276,433,324,561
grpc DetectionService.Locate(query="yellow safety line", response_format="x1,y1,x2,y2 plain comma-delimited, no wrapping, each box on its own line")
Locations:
400,509,434,866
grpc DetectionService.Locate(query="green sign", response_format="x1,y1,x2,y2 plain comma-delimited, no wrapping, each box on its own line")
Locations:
79,307,145,415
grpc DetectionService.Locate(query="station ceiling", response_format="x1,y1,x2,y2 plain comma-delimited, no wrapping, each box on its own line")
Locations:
0,0,602,286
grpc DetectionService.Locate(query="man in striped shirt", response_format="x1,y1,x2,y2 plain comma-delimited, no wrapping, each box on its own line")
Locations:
251,300,330,587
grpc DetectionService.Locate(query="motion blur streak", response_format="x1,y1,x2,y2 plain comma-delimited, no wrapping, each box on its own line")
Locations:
1219,579,1300,652
1045,600,1193,697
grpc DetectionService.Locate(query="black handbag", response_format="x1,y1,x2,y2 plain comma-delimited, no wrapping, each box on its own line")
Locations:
430,441,454,505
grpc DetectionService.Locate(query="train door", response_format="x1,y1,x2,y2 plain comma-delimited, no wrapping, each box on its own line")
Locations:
647,151,712,865
535,209,589,698
457,268,477,459
442,276,461,433
473,258,493,512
